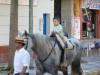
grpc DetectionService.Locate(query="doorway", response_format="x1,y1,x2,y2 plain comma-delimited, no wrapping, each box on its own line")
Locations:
82,10,98,38
91,10,98,38
54,0,61,19
43,14,50,35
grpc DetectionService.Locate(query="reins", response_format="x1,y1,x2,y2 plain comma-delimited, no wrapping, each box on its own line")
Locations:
30,34,56,63
37,39,56,63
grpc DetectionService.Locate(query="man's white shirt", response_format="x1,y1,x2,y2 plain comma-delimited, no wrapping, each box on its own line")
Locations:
14,47,30,74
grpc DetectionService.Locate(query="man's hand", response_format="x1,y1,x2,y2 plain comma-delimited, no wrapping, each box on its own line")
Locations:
7,72,10,75
19,66,27,75
7,72,12,75
19,73,24,75
7,66,14,75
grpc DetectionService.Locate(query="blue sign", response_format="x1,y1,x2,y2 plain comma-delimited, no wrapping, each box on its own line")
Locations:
82,0,100,10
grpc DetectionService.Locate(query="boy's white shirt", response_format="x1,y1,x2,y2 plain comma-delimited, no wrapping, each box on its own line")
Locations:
52,24,73,49
53,24,63,33
53,24,64,37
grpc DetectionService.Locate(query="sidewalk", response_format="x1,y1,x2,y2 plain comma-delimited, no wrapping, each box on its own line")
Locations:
0,56,100,75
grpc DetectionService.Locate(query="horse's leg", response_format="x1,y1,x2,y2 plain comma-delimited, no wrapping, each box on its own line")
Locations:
52,69,58,75
36,69,44,75
77,67,83,75
35,59,44,75
62,67,68,75
50,68,58,75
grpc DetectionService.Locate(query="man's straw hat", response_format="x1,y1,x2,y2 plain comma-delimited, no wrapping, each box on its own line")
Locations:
15,37,25,43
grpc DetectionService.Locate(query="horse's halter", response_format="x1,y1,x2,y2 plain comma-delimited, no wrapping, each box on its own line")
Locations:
24,34,35,51
24,37,29,50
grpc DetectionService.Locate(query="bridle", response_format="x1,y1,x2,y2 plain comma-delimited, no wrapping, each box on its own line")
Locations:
26,34,56,63
24,37,29,50
37,40,56,63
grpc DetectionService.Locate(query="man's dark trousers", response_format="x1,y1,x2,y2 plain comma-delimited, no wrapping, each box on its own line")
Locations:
14,73,29,75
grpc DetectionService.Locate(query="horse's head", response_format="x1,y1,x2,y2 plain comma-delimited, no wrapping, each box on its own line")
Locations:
22,30,34,51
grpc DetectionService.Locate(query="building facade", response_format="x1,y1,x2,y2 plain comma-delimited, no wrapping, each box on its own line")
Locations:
0,0,54,45
1,0,100,46
59,0,100,40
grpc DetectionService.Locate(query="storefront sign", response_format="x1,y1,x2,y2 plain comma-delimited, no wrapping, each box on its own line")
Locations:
74,17,80,39
82,0,100,10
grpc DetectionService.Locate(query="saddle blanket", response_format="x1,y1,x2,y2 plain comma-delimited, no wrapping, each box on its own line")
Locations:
56,34,74,50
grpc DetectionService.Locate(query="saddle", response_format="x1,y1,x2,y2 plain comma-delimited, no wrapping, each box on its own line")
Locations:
50,34,73,66
50,32,74,50
50,33,65,65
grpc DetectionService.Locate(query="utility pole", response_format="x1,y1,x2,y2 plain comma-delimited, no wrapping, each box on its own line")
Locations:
29,0,33,33
29,0,34,68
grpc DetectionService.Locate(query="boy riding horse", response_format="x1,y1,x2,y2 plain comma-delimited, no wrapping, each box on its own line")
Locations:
51,17,74,68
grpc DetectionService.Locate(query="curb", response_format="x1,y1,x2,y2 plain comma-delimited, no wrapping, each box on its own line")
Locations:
85,70,100,75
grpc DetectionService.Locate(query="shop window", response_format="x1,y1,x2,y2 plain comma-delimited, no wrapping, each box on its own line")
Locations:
82,10,98,38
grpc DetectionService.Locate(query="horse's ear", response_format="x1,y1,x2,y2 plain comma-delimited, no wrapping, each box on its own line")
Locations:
24,30,28,36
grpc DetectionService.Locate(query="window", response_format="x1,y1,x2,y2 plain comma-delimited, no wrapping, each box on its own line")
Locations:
82,10,98,38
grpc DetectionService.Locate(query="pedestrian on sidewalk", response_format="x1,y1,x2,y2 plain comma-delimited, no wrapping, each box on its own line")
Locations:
7,37,30,75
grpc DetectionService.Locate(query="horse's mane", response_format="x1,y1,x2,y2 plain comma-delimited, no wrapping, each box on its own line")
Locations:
29,33,53,53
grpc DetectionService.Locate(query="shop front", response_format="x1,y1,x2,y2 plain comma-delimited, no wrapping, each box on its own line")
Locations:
81,0,100,39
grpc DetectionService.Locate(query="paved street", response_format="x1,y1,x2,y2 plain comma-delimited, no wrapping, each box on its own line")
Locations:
82,56,100,75
0,56,100,75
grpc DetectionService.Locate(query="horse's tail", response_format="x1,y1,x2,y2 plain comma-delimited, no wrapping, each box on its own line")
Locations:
71,38,83,75
71,56,83,75
71,61,78,75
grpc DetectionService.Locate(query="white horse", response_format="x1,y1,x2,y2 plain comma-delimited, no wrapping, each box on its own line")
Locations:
22,31,83,75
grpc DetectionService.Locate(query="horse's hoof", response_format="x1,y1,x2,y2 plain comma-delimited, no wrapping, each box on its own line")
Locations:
60,63,67,68
58,66,67,72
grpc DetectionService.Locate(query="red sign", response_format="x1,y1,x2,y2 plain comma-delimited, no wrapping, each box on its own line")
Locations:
74,17,80,39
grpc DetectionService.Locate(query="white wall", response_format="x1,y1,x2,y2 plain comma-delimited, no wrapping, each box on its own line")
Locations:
0,0,54,45
32,0,54,33
0,4,10,45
